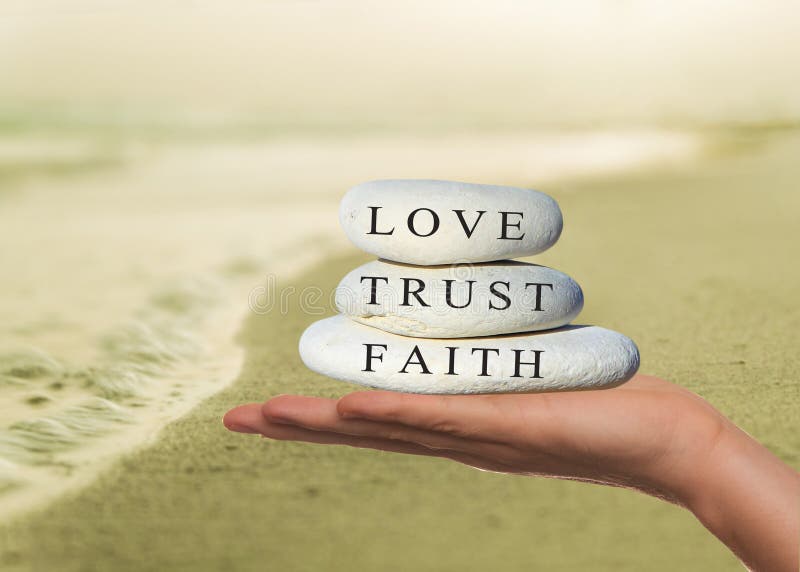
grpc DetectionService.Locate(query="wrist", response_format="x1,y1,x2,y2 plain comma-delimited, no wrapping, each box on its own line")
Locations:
633,403,733,508
670,419,799,571
669,418,740,511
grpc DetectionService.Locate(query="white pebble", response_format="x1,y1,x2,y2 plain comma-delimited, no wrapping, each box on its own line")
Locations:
339,179,563,265
335,260,583,338
299,316,639,394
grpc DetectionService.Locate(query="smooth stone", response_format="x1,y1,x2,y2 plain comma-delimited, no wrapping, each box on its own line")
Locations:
335,260,583,338
339,179,563,265
299,316,639,394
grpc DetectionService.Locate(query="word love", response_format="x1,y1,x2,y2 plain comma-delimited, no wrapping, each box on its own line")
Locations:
300,316,641,394
366,206,527,240
339,180,563,265
335,260,583,338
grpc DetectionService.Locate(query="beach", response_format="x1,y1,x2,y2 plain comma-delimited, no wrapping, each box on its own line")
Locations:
0,127,701,520
0,126,797,571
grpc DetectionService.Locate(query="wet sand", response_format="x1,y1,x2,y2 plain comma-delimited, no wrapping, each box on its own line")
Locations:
0,129,797,571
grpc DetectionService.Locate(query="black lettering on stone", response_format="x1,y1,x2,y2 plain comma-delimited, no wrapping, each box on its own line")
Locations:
471,347,500,376
443,279,476,309
511,349,544,378
400,278,430,307
489,281,511,310
362,343,388,372
498,211,525,240
360,276,389,305
524,282,554,311
399,345,432,374
367,206,394,235
452,209,486,238
445,346,459,375
407,208,440,237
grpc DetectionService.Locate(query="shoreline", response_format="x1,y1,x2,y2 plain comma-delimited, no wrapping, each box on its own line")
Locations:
0,128,708,522
0,132,797,570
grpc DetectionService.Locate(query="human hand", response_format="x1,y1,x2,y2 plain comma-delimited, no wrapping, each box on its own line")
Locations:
224,374,799,572
224,375,723,499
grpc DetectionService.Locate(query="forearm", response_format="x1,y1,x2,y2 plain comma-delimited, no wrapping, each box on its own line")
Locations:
679,422,799,572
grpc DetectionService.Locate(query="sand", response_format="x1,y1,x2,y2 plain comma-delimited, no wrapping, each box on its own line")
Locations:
0,129,699,520
0,128,797,571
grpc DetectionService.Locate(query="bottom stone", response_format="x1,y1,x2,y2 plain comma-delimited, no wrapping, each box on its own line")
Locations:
299,315,640,394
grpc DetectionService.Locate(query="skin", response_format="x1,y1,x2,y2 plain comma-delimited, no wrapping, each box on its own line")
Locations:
224,374,799,572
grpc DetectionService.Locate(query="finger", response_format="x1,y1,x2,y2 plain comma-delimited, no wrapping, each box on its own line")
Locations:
261,395,482,453
336,391,521,440
335,379,671,441
267,423,507,473
225,404,502,471
223,403,265,434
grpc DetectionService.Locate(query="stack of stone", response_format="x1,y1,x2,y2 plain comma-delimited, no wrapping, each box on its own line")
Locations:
300,180,639,394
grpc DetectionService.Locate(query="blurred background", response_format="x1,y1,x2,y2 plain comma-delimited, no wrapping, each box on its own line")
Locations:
1,1,798,571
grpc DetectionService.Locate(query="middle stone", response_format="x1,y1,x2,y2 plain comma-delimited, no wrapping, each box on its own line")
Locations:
335,259,584,338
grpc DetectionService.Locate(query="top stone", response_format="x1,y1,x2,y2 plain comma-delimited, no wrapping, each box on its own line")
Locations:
339,179,563,265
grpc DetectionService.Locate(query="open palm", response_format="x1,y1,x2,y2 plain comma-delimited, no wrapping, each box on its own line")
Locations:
224,373,799,571
224,374,726,500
